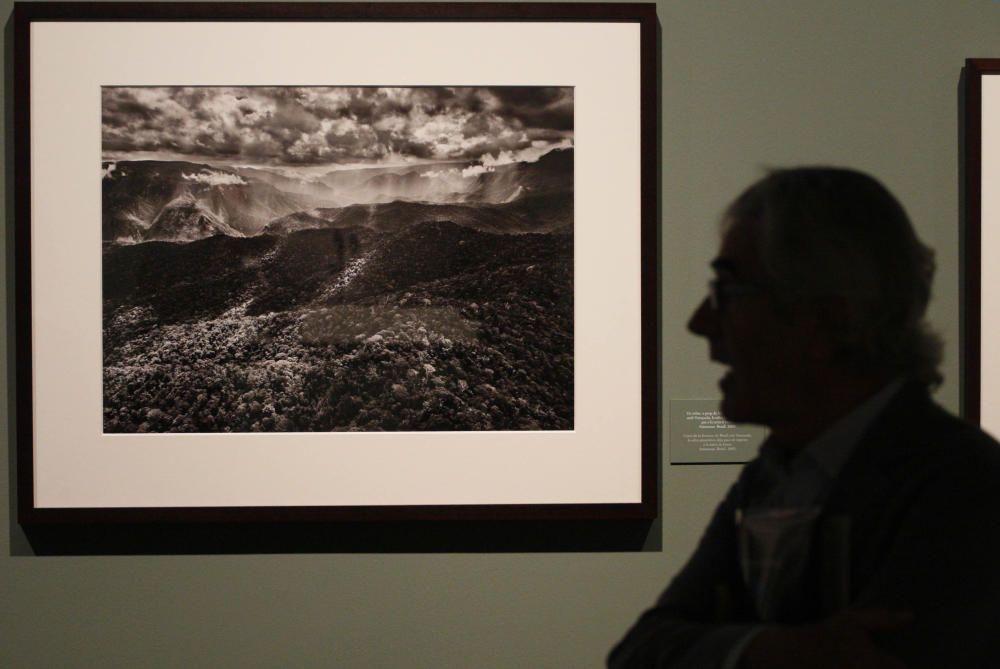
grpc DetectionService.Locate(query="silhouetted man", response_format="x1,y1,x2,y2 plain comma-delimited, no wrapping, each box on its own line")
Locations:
609,168,1000,668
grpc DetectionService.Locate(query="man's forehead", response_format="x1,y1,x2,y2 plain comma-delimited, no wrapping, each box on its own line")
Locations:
711,218,760,277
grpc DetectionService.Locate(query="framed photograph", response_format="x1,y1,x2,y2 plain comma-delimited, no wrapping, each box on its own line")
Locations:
15,2,658,526
965,58,1000,434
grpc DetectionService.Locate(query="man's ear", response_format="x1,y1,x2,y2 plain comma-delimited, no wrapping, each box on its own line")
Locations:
802,295,849,363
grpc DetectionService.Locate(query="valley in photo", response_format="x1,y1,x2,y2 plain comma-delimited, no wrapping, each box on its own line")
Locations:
102,86,574,432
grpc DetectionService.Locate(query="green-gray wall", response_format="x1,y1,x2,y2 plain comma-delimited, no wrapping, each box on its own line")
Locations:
4,2,998,667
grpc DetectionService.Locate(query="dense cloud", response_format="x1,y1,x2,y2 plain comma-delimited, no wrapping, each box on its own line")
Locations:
102,87,574,166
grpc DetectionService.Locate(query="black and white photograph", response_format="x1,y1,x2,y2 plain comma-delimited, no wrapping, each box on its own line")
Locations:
102,86,575,433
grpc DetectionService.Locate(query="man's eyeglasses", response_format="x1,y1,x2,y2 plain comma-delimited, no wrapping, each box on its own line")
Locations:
707,279,766,310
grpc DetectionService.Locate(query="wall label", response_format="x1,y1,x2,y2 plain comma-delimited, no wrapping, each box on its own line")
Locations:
669,399,766,464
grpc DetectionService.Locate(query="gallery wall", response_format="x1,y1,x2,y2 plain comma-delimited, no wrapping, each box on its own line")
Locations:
3,1,999,667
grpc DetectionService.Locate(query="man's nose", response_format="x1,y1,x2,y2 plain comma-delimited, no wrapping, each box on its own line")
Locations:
687,296,716,337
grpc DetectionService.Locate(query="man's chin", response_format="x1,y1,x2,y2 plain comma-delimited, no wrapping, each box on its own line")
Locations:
719,374,762,424
718,400,742,423
720,395,772,429
719,391,753,425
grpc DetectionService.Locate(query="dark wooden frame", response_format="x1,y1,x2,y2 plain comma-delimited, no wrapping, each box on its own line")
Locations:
13,2,660,535
963,58,1000,425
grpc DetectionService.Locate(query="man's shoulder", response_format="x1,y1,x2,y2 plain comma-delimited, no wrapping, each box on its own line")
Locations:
856,384,1000,504
731,384,1000,506
886,385,1000,469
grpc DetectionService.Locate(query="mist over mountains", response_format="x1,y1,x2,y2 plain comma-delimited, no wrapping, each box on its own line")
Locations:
102,148,573,245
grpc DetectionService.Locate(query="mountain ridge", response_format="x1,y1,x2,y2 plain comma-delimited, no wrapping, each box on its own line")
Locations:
102,147,574,244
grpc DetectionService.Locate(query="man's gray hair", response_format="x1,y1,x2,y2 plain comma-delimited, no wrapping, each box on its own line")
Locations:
724,167,943,387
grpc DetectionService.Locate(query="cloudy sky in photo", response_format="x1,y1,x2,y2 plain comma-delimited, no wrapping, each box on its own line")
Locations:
102,86,573,170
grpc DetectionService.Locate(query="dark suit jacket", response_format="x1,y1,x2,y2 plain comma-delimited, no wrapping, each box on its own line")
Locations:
608,384,1000,668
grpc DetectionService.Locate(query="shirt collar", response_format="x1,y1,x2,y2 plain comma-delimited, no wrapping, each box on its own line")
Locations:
793,378,905,479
